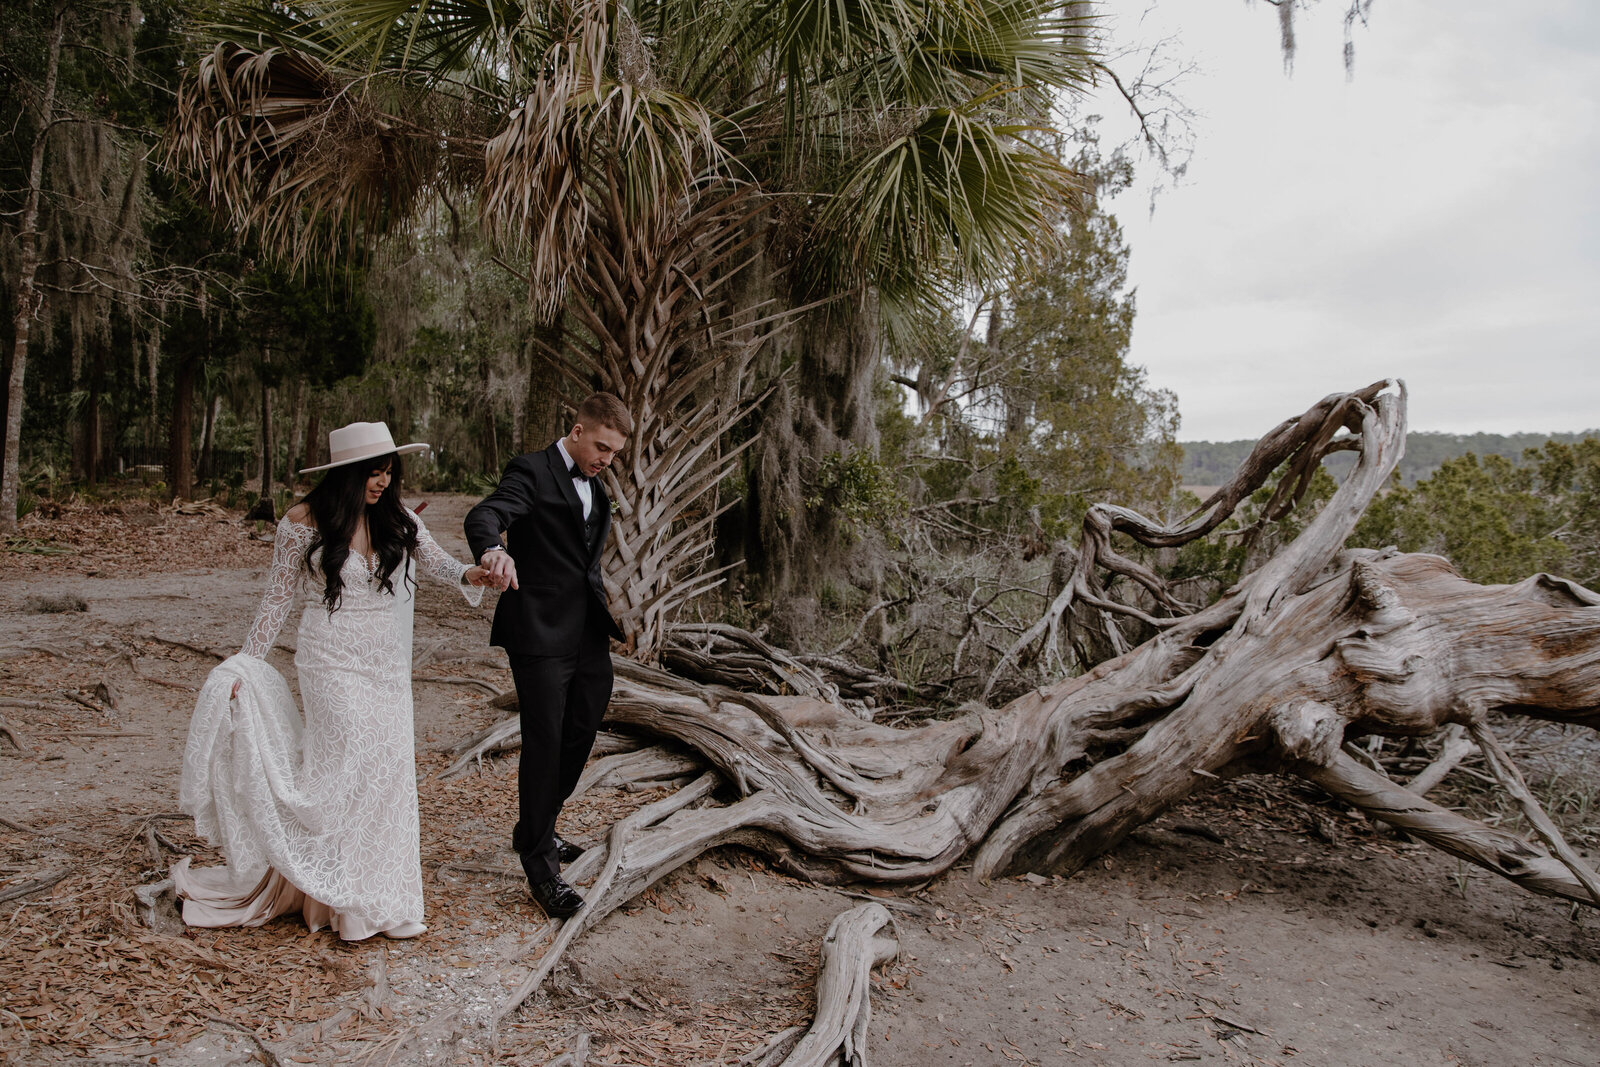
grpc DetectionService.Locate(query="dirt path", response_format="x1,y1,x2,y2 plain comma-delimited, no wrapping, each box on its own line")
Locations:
2,495,1597,1065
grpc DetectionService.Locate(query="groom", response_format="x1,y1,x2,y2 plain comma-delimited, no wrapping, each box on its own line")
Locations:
465,392,630,918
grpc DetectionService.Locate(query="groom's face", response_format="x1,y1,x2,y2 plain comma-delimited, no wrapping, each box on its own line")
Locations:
567,421,627,478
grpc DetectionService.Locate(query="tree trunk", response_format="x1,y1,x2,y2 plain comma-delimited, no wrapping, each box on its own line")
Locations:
522,321,565,460
258,364,274,496
555,185,772,659
168,351,196,500
0,347,9,488
198,394,219,482
0,1,67,531
285,375,304,490
510,351,527,457
302,406,320,478
480,351,498,472
82,336,105,487
747,302,882,599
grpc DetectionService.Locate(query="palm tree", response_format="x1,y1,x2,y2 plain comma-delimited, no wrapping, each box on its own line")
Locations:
168,0,1098,656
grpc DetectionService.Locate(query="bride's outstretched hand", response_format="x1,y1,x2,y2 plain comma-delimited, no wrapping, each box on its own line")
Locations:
464,565,497,588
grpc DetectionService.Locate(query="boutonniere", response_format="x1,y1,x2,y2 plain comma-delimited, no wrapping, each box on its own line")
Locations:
610,499,621,515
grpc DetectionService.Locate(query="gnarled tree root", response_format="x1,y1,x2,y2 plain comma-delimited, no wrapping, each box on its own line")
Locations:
770,903,899,1067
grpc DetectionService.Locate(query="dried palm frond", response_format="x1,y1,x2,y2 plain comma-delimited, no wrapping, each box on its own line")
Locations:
480,7,726,316
167,42,478,269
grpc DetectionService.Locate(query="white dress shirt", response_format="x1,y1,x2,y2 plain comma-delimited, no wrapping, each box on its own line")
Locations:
555,439,593,519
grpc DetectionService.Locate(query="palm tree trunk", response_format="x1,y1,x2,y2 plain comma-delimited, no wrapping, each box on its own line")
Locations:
0,0,67,531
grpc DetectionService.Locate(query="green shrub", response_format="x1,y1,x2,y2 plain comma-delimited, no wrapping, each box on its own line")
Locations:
805,450,907,530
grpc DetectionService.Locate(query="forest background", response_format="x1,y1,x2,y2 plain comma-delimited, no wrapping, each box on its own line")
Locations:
4,0,1599,694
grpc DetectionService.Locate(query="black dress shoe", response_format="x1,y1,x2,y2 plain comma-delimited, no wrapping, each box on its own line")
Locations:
529,875,585,919
553,835,586,864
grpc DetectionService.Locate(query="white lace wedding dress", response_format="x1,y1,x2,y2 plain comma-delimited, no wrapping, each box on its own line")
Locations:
173,510,482,940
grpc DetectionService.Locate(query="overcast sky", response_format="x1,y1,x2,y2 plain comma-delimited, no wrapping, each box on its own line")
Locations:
1087,1,1600,442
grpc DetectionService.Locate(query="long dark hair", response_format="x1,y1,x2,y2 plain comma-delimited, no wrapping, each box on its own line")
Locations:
299,453,419,612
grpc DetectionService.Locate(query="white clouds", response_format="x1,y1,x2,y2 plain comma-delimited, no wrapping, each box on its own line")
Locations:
1094,1,1600,439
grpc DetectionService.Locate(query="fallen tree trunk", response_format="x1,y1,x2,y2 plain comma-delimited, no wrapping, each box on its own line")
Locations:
462,381,1600,1030
587,547,1600,897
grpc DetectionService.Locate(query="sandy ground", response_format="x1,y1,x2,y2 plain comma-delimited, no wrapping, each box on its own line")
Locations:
2,494,1597,1066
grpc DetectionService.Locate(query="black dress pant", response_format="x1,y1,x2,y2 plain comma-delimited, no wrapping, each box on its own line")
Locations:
508,619,613,882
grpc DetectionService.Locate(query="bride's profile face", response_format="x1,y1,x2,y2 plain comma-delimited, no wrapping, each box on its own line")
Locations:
365,465,392,505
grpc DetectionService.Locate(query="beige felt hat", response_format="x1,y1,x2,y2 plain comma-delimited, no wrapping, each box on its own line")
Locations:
299,421,429,474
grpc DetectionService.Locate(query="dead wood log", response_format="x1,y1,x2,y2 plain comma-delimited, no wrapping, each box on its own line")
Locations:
663,622,844,704
772,903,898,1067
447,382,1600,1044
544,384,1600,909
134,878,185,934
440,716,525,777
568,745,705,803
739,1028,806,1066
1302,752,1598,904
663,622,950,708
983,381,1400,697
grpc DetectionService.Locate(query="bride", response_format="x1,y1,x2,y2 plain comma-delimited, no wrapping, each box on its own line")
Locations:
173,422,494,940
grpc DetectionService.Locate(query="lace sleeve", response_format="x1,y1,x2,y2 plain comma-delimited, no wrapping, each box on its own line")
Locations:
241,518,313,659
412,510,485,607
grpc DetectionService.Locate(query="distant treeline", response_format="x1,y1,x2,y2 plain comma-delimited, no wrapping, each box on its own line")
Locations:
1180,431,1600,487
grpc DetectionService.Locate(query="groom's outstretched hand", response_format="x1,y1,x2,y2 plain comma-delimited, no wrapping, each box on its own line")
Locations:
481,550,519,591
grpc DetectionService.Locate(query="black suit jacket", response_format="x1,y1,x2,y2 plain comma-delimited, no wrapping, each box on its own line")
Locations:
464,444,624,655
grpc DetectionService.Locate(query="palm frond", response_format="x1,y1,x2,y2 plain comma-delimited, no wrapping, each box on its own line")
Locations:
867,0,1100,110
795,89,1079,302
480,9,726,315
167,42,464,270
204,0,543,83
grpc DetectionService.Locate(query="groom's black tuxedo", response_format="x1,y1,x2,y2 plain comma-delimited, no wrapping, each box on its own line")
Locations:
465,443,623,882
465,443,624,653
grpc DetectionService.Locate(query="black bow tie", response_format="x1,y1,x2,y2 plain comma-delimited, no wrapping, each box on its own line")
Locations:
567,465,590,484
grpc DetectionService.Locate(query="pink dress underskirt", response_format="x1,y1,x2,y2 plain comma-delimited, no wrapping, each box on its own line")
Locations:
170,856,385,941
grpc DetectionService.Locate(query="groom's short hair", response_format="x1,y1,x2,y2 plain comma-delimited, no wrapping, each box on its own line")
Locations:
576,392,633,436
